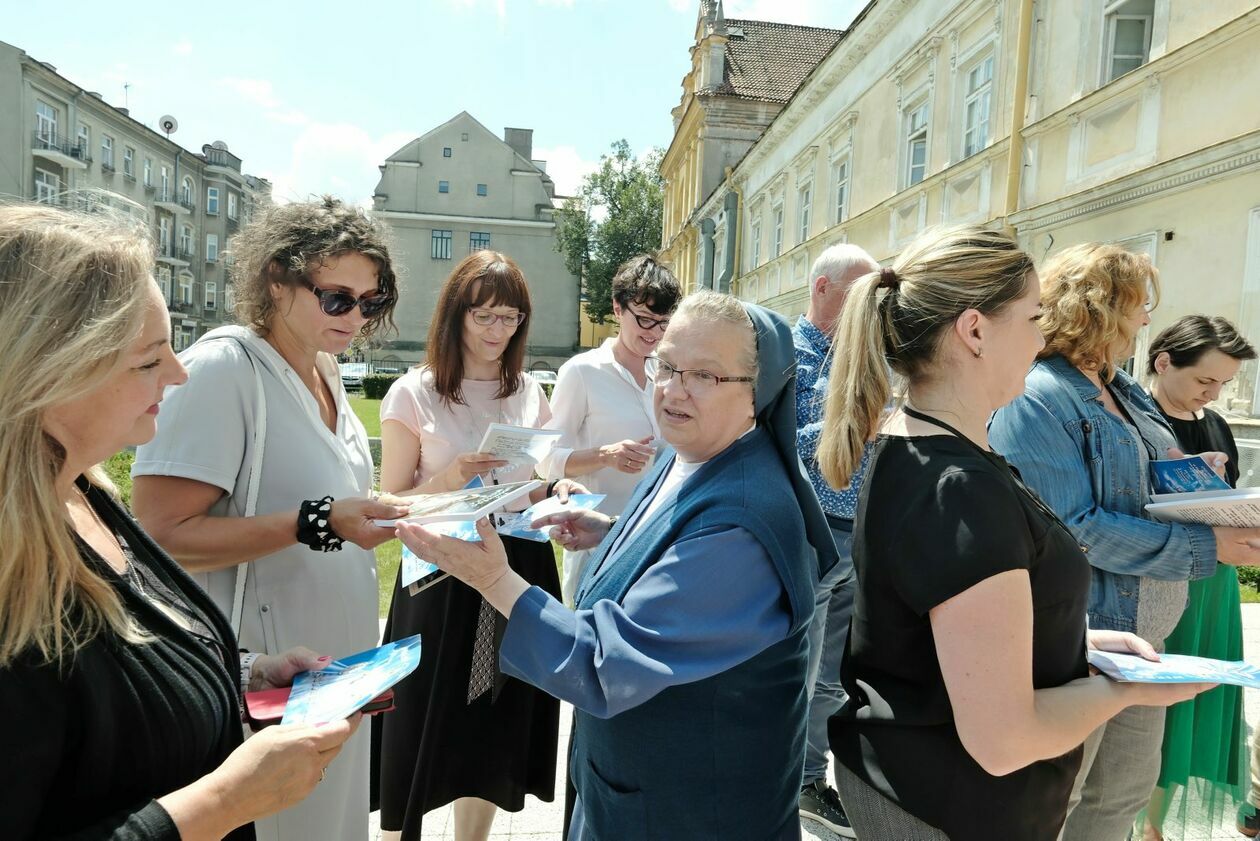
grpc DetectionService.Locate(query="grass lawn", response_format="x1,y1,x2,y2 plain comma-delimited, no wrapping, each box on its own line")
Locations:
349,395,382,438
1243,584,1260,604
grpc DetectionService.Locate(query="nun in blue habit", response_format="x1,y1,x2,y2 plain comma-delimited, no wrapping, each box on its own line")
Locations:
398,291,838,840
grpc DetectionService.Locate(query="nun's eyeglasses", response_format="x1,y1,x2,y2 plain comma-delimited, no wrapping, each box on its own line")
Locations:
644,355,754,395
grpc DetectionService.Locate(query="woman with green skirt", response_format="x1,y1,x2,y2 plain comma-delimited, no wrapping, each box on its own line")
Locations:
1143,315,1256,840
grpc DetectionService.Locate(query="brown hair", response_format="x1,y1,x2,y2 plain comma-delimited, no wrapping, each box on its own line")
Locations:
1038,243,1158,382
229,196,399,339
819,225,1035,486
1147,315,1256,375
426,250,532,405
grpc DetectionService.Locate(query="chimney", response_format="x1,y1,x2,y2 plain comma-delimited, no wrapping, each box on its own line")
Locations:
504,127,533,163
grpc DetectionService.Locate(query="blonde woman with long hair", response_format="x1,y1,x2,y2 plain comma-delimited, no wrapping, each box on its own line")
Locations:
820,226,1209,840
0,203,358,841
990,244,1260,841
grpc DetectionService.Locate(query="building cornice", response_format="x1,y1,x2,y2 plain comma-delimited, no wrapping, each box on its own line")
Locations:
373,210,555,229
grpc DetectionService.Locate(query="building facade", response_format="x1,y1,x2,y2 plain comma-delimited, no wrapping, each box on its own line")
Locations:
658,0,843,292
684,0,1260,427
372,112,580,371
0,39,271,349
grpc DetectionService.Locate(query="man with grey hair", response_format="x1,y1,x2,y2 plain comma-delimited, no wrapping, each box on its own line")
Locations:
793,243,880,838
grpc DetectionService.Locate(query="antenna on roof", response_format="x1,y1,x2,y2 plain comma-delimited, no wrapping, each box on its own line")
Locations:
124,82,130,110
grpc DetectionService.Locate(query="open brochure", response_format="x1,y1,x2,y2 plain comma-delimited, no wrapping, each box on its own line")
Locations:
372,479,541,526
1088,650,1260,690
1143,454,1260,527
281,634,422,725
400,493,607,596
477,423,563,472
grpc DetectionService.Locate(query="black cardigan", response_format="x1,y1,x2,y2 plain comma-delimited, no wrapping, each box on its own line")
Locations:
0,480,253,840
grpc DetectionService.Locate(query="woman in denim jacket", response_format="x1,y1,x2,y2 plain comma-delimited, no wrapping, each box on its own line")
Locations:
990,244,1260,841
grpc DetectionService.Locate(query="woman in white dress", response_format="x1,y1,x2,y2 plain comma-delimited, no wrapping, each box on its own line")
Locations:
540,254,681,604
132,197,408,841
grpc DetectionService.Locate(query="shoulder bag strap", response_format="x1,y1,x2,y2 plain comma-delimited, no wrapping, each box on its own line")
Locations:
230,340,267,637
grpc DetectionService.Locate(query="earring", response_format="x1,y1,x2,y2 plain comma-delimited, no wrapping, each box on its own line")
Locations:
974,347,984,359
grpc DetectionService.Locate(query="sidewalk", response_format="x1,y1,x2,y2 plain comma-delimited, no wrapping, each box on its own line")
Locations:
369,605,1260,840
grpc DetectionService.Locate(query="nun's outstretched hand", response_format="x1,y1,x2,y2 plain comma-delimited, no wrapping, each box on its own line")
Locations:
395,518,531,616
531,509,613,551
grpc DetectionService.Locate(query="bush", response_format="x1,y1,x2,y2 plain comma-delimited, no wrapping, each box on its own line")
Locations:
362,374,400,400
103,451,135,508
1239,566,1260,589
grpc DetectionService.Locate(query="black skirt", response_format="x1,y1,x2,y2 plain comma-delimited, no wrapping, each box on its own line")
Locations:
373,535,560,839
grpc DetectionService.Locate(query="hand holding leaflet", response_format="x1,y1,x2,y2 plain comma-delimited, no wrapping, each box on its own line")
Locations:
1087,650,1245,687
281,634,422,725
477,423,563,472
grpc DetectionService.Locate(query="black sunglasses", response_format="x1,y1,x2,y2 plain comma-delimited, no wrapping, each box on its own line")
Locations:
301,278,393,318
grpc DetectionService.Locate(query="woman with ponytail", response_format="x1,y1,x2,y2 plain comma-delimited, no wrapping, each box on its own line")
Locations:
819,226,1209,840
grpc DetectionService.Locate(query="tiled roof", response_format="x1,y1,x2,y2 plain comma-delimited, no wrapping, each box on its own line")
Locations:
711,19,844,103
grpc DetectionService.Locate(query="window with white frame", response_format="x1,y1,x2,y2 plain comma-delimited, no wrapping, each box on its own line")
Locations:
181,176,194,206
206,234,219,262
180,224,193,256
772,204,784,258
156,267,171,300
143,157,152,186
77,122,89,154
227,192,238,219
963,55,995,158
159,218,170,253
178,272,193,304
205,281,217,310
431,229,453,260
101,135,114,169
160,166,170,199
206,187,219,215
905,103,929,187
35,100,56,140
750,217,762,268
173,329,187,352
35,168,59,202
831,156,851,224
1103,0,1154,83
123,146,135,177
797,184,812,244
470,231,491,251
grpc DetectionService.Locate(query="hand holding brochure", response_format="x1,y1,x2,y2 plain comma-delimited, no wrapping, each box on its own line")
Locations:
1144,454,1260,527
477,423,563,472
497,493,606,542
1087,650,1250,688
372,479,541,526
281,634,422,725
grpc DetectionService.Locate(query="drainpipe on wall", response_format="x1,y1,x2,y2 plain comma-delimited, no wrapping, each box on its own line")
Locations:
725,166,743,293
1002,0,1035,236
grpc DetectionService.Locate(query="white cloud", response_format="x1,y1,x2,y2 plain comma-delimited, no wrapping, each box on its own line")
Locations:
171,39,193,56
532,144,599,197
263,123,415,207
217,78,311,126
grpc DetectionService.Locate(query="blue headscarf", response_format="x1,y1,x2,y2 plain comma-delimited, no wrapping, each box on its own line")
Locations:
742,302,839,579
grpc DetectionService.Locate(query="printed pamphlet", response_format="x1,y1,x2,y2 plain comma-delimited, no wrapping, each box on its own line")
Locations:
1150,455,1231,494
281,634,422,725
477,423,563,472
1144,455,1260,527
1088,649,1260,689
372,479,541,526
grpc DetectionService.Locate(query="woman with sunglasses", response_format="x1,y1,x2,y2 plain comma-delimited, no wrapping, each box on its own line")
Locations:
132,197,408,841
375,250,568,841
539,254,680,605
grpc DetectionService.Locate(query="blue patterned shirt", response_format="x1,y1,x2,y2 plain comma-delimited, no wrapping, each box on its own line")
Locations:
793,315,871,520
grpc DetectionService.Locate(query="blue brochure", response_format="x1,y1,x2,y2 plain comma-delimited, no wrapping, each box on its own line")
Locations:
495,493,607,542
1150,455,1231,495
281,634,422,725
1088,650,1260,689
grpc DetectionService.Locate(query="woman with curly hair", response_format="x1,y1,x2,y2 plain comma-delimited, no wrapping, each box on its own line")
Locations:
132,197,409,841
990,245,1260,841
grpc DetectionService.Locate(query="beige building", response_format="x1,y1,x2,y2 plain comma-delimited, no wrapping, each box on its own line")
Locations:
658,0,843,292
0,39,271,349
372,112,580,371
684,0,1260,440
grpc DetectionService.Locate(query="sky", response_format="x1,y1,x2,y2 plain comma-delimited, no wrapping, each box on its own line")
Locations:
3,0,865,205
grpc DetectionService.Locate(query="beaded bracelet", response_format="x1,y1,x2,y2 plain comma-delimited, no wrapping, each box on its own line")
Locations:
297,496,344,552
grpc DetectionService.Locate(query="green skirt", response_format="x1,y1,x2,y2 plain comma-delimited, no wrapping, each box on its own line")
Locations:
1147,564,1247,837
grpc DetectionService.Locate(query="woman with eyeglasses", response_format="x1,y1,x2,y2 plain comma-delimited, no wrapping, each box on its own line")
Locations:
132,197,408,841
539,254,680,605
394,290,838,840
375,250,569,841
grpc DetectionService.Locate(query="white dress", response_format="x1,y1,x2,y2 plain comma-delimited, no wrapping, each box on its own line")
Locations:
539,338,658,604
133,325,376,841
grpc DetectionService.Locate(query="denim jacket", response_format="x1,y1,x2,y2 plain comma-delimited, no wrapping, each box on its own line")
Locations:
988,354,1217,633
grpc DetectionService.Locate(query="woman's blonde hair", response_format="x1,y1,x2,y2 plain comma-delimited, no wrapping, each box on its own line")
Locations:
1038,243,1158,381
229,196,399,340
819,225,1034,487
0,203,155,667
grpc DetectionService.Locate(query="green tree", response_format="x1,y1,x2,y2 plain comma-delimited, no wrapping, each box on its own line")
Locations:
555,140,664,325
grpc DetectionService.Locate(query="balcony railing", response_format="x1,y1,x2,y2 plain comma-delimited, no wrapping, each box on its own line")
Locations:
32,131,91,164
124,171,136,182
100,160,116,174
144,182,156,194
179,196,195,212
178,247,195,262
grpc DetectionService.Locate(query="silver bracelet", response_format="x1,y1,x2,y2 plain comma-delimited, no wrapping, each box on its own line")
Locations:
239,652,261,694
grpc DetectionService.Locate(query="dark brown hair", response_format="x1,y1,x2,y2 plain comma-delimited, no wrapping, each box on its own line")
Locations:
426,250,532,405
1146,315,1256,375
229,196,399,340
612,253,681,315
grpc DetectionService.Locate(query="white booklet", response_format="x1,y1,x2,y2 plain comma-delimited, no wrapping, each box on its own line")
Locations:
281,634,422,725
1144,487,1260,528
477,423,563,472
372,479,541,527
1088,650,1260,689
